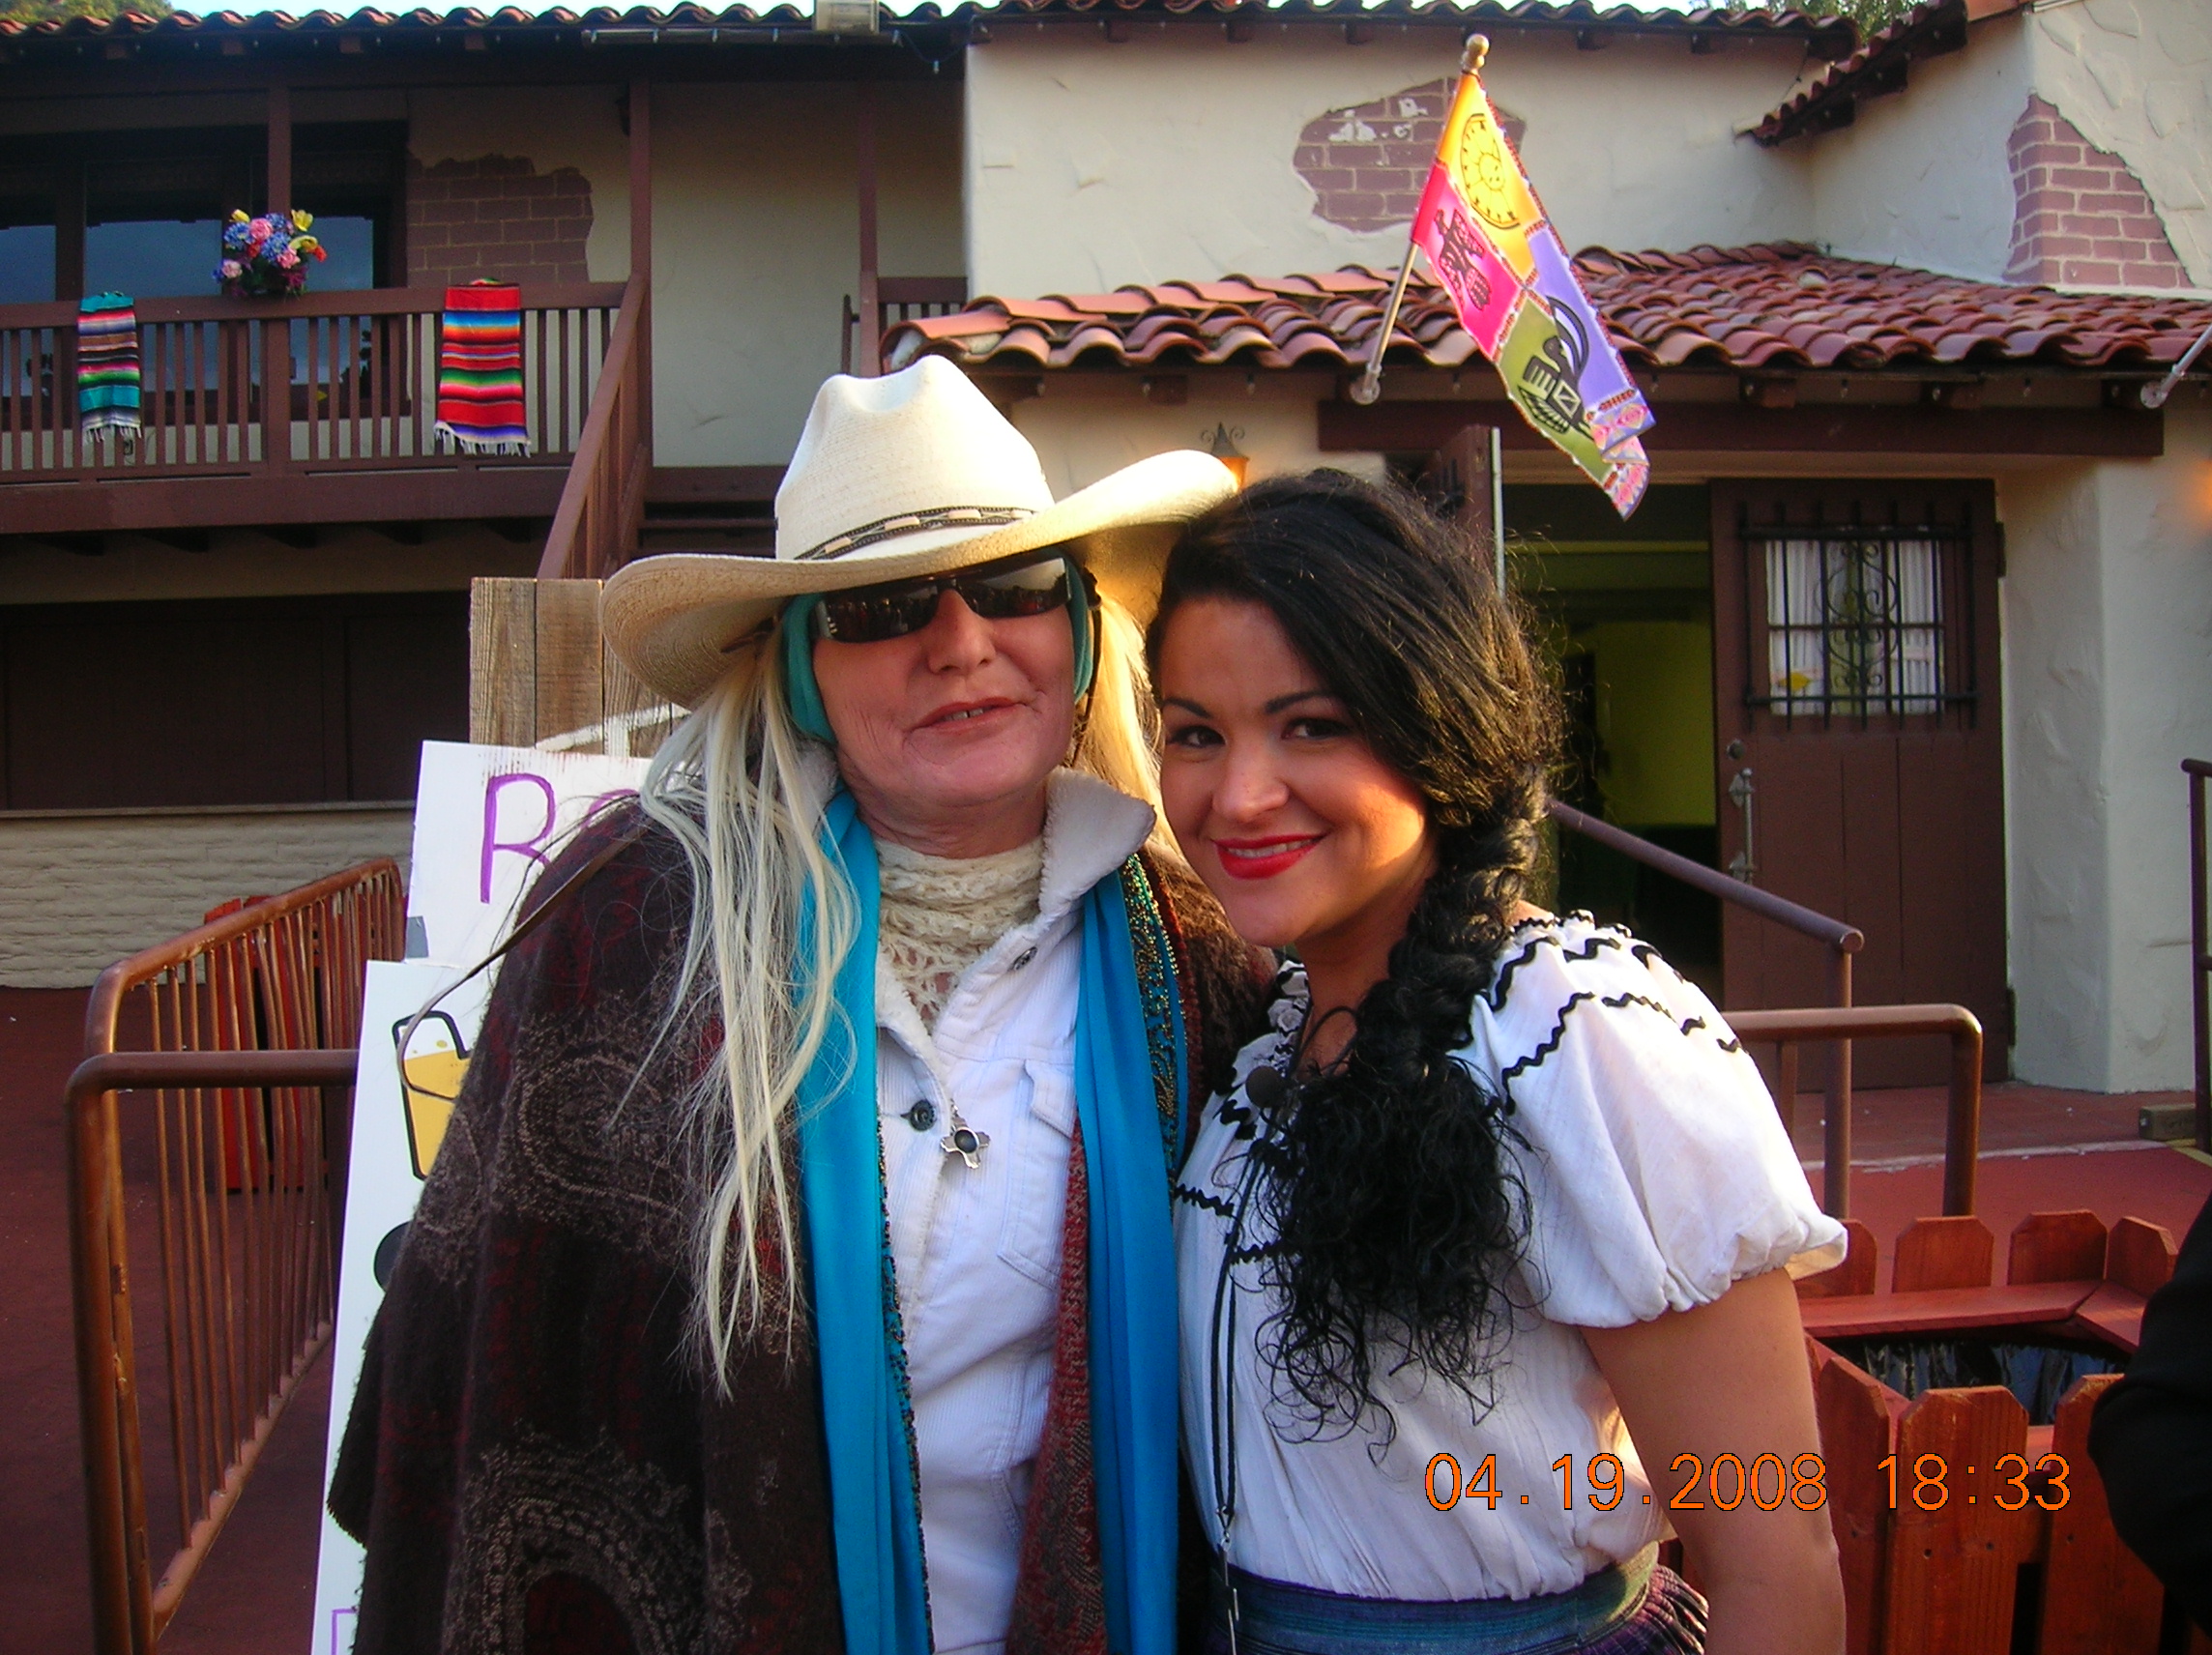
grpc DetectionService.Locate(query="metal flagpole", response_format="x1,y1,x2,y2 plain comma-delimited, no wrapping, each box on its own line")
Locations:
1350,34,1487,408
1349,240,1421,407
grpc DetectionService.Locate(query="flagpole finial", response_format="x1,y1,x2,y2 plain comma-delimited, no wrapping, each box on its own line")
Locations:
1462,33,1488,73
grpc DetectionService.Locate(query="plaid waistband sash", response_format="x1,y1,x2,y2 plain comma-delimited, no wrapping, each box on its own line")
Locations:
1207,1546,1705,1655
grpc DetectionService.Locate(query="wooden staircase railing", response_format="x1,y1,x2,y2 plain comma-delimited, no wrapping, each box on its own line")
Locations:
538,274,649,581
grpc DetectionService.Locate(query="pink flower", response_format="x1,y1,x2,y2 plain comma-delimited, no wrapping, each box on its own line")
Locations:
219,260,243,279
276,250,299,270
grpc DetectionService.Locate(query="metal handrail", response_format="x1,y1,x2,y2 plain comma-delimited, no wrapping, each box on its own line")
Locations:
69,1050,361,1655
1550,798,1867,1214
1730,1004,1983,1218
2187,758,2211,1153
73,861,401,1654
1550,799,1865,954
84,859,402,1055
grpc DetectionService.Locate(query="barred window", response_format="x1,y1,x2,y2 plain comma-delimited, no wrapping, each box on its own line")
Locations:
1764,536,1944,715
1741,510,1977,722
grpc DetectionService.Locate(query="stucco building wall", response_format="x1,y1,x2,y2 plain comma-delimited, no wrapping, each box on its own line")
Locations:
1006,378,1384,502
2000,393,2212,1090
0,804,413,988
1810,3,2209,292
648,79,963,467
406,78,964,469
1808,23,2027,282
2023,0,2212,290
964,25,1812,299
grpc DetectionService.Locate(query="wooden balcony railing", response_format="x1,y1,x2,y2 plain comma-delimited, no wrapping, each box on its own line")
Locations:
0,283,625,533
842,276,967,377
538,275,647,581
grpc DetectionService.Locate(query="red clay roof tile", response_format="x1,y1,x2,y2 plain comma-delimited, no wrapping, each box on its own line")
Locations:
884,243,2212,378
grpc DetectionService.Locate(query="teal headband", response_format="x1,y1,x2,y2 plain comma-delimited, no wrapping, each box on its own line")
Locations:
778,558,1097,746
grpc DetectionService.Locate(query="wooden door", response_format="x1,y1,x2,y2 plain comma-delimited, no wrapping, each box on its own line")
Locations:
1711,480,2006,1084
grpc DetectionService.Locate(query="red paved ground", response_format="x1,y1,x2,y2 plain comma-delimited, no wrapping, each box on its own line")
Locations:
4,987,2205,1654
0,988,330,1655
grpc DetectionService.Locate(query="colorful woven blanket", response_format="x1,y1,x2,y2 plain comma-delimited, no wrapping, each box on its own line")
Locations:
77,293,141,447
434,281,531,455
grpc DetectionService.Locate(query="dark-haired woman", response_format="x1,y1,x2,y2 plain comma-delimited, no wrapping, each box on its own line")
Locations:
1150,471,1848,1655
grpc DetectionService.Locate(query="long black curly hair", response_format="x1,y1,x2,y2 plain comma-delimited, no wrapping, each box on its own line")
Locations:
1149,468,1561,1436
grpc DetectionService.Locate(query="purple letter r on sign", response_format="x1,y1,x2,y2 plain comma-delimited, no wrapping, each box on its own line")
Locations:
480,771,558,903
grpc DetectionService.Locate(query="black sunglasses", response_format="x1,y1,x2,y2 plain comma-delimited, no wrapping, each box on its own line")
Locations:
810,551,1078,644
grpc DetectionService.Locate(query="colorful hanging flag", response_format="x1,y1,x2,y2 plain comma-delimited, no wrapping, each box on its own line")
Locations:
1408,45,1651,516
435,281,531,455
76,293,141,450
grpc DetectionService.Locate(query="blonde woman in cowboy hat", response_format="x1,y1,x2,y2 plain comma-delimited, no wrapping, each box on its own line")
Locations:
331,360,1269,1655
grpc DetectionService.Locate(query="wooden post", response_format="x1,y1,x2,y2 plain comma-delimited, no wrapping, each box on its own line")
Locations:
1882,1387,2033,1655
1817,1355,1894,1655
857,81,880,377
471,577,679,756
1891,1215,1994,1292
1427,424,1498,569
627,77,653,466
54,160,85,302
2038,1374,2164,1655
266,81,292,213
2005,1210,2107,1285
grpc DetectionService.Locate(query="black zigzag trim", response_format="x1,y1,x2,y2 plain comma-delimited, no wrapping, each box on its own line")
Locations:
1499,987,1747,1089
1499,991,1596,1084
1485,927,1630,1010
1172,1182,1237,1220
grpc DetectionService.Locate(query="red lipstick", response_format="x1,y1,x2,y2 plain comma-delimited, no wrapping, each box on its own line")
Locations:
1213,834,1320,881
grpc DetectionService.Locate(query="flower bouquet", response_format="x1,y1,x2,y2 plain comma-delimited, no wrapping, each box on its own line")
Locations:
216,209,327,299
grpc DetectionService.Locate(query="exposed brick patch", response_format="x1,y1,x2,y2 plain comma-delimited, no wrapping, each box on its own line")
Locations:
405,154,593,287
1295,79,1526,234
2005,97,2184,290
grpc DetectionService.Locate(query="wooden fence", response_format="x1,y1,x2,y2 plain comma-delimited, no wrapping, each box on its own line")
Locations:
1795,1208,2191,1654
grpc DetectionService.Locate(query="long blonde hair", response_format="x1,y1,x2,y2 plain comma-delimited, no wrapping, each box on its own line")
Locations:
637,591,1170,1382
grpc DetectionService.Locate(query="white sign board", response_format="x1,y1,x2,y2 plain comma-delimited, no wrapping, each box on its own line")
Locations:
311,741,653,1655
404,740,655,971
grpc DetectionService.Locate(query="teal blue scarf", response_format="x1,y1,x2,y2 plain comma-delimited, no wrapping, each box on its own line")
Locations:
796,791,1186,1655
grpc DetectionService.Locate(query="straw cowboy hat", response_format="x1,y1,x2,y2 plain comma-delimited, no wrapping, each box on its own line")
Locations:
602,358,1239,708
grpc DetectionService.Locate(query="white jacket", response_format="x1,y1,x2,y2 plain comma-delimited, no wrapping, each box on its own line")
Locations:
873,769,1155,1655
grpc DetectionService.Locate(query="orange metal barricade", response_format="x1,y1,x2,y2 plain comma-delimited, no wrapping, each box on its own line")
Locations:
72,860,402,1654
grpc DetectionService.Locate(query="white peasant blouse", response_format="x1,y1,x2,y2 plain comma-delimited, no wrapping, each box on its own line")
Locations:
1174,915,1846,1604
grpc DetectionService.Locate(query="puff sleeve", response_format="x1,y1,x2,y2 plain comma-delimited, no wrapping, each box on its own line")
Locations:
1466,919,1846,1327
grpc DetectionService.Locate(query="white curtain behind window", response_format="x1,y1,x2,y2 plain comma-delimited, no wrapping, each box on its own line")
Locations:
1765,537,1942,714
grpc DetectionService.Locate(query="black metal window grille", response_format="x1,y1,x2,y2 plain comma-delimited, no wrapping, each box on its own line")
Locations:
1741,508,1978,723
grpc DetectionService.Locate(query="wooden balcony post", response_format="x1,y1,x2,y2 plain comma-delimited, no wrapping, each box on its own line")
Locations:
857,81,880,377
55,161,85,303
266,80,292,213
628,77,653,468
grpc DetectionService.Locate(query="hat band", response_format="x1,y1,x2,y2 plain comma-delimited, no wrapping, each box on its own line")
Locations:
796,504,1035,564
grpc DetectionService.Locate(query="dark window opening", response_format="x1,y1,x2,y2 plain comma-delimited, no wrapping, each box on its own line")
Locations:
0,591,466,811
1506,482,1724,1000
0,123,404,303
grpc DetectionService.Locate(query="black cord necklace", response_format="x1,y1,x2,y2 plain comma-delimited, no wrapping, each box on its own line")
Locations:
1206,994,1335,1655
1206,1060,1281,1655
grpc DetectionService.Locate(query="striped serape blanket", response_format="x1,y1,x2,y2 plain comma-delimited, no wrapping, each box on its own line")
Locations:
434,281,531,454
77,293,141,447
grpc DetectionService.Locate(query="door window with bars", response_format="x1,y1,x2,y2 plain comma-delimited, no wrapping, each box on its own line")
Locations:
1761,534,1949,715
